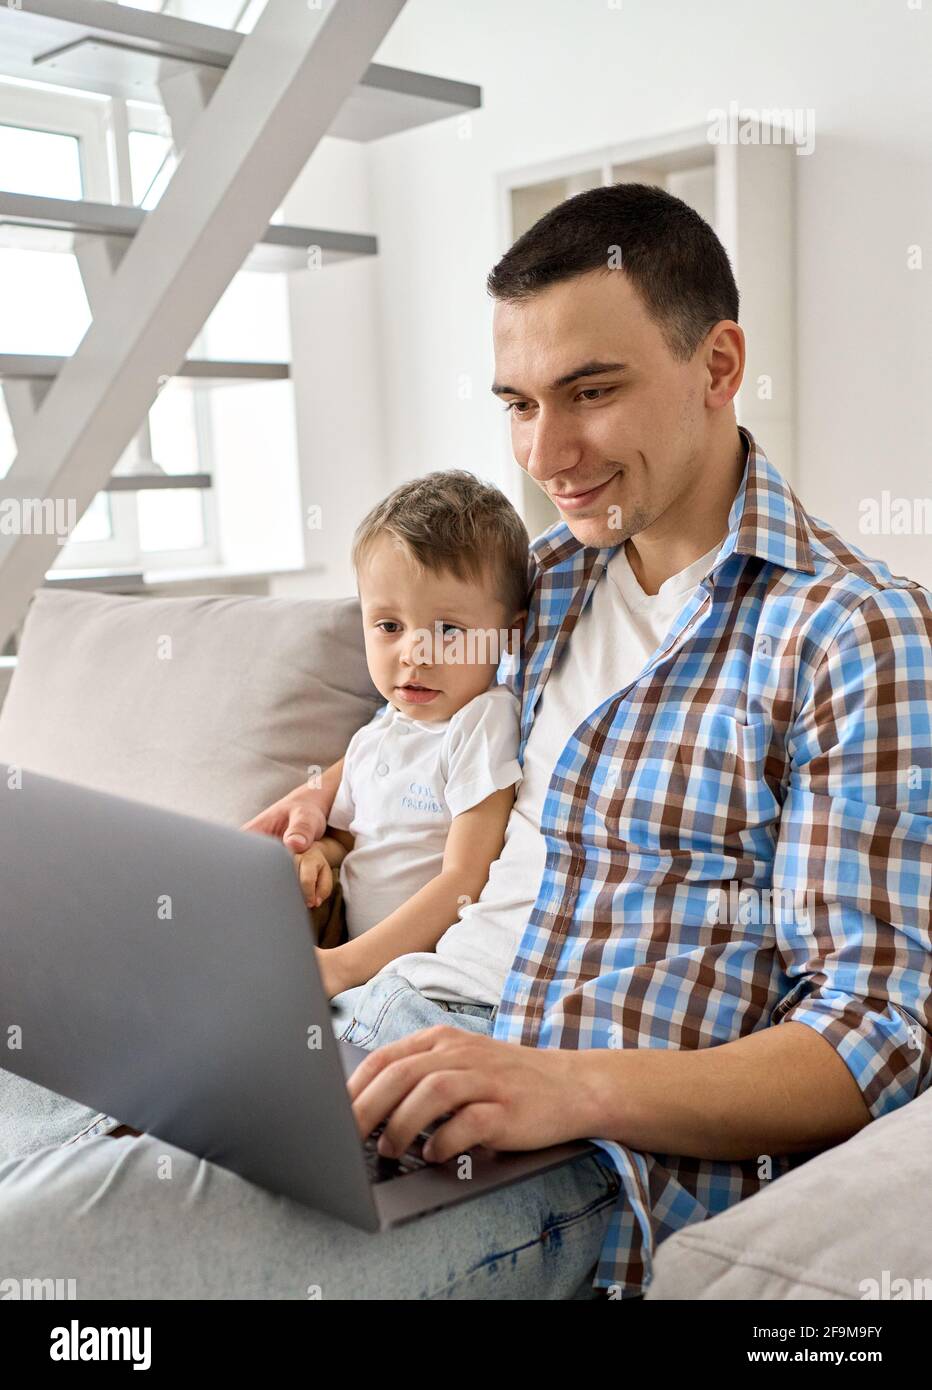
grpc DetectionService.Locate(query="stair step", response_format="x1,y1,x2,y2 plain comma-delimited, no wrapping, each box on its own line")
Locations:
0,193,376,271
0,353,289,384
0,1,480,139
104,473,211,493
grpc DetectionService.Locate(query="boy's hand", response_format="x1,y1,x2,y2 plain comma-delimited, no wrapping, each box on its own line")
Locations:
294,844,333,909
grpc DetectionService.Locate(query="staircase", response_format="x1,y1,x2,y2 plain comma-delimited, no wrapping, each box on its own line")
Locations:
0,0,481,651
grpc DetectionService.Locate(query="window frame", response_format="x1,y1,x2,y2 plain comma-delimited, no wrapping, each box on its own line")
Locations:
0,78,220,575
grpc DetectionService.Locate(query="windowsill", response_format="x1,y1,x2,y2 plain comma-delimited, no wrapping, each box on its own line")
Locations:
142,561,324,587
44,562,324,591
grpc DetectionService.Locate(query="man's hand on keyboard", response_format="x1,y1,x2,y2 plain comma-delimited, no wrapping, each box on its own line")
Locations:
346,1027,589,1164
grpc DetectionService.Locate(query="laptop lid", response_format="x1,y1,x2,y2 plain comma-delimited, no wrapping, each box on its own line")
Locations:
0,769,382,1231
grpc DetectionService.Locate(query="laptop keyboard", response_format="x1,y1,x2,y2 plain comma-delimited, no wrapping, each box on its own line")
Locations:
364,1120,442,1184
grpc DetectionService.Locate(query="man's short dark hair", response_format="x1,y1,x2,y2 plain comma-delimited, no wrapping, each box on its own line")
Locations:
487,182,739,362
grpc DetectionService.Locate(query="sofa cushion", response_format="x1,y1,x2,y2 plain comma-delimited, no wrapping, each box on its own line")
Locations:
645,1088,932,1300
0,588,380,827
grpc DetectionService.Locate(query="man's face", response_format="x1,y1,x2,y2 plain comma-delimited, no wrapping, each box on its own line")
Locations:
492,268,720,548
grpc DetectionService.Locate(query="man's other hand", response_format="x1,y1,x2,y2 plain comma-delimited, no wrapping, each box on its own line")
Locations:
241,785,328,852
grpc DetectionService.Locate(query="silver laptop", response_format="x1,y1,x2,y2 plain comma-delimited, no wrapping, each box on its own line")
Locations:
0,769,592,1231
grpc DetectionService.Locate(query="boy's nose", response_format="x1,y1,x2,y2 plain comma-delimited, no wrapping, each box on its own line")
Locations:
399,625,436,666
401,640,431,668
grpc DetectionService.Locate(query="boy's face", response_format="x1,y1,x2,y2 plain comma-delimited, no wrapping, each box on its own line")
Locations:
357,536,519,723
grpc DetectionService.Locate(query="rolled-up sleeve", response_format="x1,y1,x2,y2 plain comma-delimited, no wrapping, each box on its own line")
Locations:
771,587,932,1119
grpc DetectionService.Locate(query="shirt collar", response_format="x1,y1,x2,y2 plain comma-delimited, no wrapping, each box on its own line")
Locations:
527,426,815,578
384,702,450,733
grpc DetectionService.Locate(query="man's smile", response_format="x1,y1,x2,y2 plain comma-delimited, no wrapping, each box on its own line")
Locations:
549,469,622,511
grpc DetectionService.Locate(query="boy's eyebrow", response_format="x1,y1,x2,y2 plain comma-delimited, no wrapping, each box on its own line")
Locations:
491,359,629,397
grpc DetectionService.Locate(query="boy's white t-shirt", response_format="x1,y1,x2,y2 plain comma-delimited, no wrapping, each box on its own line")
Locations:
384,539,723,1005
328,685,522,939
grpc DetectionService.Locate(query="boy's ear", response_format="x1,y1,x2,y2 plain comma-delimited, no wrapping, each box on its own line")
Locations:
505,610,528,653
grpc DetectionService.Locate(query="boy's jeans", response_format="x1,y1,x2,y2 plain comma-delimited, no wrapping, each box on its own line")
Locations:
0,972,623,1298
330,970,497,1048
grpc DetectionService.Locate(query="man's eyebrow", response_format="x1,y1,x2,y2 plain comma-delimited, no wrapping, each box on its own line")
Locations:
491,360,629,397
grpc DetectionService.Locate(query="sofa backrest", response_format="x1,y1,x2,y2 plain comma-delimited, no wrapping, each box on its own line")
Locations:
0,588,380,827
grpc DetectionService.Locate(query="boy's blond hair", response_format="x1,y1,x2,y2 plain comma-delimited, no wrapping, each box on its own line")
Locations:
351,471,530,620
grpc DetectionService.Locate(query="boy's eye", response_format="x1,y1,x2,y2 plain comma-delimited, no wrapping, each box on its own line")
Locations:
374,620,460,636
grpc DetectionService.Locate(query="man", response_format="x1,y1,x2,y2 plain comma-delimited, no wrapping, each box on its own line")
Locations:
1,184,929,1299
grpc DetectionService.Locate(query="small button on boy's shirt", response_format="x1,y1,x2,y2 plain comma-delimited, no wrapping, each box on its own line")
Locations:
328,685,522,939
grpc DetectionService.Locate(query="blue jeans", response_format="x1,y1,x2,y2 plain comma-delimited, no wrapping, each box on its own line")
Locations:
0,974,623,1298
330,970,496,1048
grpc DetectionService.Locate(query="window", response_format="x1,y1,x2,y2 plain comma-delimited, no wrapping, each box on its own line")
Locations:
0,247,90,356
116,0,268,26
0,82,105,531
0,114,111,547
0,122,82,198
128,129,177,209
0,60,302,582
0,79,218,573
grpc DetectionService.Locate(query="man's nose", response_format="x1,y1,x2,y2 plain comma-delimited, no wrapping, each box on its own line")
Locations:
522,409,584,485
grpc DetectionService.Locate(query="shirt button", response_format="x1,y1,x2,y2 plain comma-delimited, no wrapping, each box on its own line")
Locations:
376,762,389,776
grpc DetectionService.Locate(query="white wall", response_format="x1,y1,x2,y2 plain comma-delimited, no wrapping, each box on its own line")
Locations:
277,136,387,599
285,0,932,591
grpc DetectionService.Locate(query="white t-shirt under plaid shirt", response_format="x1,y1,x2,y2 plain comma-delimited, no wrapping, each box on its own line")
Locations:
327,685,522,942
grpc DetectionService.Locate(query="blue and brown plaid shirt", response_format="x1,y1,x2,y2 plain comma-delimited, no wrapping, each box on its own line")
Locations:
492,425,932,1296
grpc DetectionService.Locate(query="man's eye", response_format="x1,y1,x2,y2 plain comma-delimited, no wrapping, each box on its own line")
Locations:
441,624,462,637
504,389,614,413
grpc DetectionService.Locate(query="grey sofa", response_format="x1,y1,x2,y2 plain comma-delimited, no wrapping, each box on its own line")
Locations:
646,1087,931,1300
1,587,927,1300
